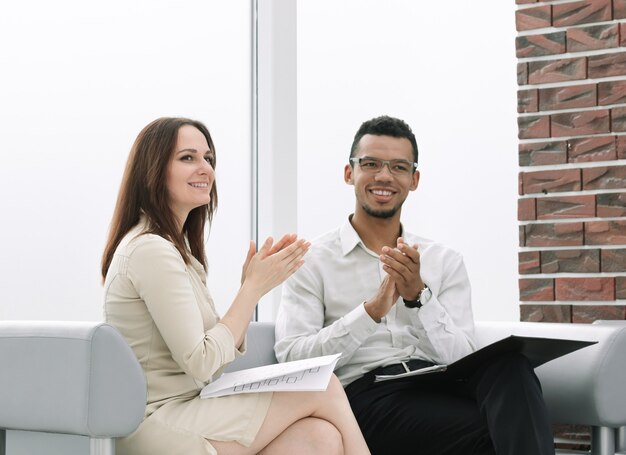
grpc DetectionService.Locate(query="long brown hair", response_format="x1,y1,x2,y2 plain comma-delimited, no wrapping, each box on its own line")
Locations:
101,117,218,281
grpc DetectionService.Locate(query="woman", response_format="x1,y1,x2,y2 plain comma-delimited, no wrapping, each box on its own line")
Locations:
102,117,370,455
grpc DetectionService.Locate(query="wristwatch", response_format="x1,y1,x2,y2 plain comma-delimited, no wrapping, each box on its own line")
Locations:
403,284,432,309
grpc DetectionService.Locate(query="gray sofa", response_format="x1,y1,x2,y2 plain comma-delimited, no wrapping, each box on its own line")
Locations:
228,320,626,455
1,320,625,455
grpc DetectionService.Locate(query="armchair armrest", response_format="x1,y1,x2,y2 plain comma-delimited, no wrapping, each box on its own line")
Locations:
474,321,626,428
0,321,146,438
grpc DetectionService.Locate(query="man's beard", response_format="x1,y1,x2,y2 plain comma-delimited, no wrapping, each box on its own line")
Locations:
362,202,401,219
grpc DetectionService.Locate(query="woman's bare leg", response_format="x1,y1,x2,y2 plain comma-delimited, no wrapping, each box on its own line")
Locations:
209,375,370,455
258,417,343,455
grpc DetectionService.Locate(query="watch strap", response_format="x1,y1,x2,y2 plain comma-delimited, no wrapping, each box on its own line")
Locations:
403,284,429,309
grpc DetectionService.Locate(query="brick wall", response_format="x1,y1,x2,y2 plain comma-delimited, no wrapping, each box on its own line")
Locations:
517,0,626,325
516,1,626,448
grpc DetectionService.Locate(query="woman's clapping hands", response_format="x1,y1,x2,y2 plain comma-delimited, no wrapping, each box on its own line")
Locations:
240,234,310,298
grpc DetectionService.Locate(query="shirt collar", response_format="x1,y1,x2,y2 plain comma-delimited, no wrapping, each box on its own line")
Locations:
339,216,362,256
339,214,406,256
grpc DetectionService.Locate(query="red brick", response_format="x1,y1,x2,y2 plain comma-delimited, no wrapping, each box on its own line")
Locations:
598,80,626,105
556,277,615,301
582,165,626,190
539,84,597,112
551,109,610,137
611,106,626,132
588,52,626,78
597,193,626,217
567,24,619,52
518,89,539,113
525,222,584,247
520,278,555,301
618,136,626,159
520,225,526,247
621,23,626,46
516,33,566,58
519,141,567,166
520,304,572,322
519,251,541,274
517,63,528,86
616,276,626,298
601,248,626,272
585,220,626,245
522,169,581,194
529,58,587,84
573,305,626,323
518,115,550,139
553,425,592,451
615,0,626,19
541,249,600,273
518,197,537,221
536,195,596,220
553,0,612,27
516,5,552,31
568,136,616,163
517,0,537,3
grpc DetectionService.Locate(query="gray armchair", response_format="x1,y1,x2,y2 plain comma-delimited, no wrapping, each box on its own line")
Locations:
0,321,146,455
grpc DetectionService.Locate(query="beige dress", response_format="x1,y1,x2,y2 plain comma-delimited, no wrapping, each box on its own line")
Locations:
104,219,272,455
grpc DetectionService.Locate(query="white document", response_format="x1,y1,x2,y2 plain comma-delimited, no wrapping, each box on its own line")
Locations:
201,353,341,399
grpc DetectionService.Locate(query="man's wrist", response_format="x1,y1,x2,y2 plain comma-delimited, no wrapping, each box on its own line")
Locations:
403,284,431,309
363,301,383,323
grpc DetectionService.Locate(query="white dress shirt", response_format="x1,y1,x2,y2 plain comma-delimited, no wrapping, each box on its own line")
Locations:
274,217,477,386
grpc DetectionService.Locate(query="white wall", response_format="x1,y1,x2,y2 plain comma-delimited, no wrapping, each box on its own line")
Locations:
296,0,519,321
1,1,520,323
0,1,252,320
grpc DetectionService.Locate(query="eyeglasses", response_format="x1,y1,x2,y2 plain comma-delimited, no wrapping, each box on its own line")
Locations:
349,157,417,176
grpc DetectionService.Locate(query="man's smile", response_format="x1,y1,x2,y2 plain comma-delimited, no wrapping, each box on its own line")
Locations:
368,187,397,203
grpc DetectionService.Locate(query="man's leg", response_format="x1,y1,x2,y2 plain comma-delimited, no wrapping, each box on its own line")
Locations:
346,378,495,455
463,352,555,455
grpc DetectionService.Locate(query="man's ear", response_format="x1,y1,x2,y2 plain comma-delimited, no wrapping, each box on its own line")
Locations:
410,170,420,191
344,164,354,185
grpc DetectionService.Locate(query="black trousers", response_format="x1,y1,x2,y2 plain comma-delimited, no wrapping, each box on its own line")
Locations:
344,353,555,455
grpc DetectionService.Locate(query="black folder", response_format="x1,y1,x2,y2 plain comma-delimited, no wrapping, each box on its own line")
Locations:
374,335,597,383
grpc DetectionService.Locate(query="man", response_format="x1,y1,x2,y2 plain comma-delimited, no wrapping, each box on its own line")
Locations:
274,115,554,455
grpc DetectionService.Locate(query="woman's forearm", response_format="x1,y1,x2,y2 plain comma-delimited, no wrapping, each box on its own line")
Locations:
220,282,263,348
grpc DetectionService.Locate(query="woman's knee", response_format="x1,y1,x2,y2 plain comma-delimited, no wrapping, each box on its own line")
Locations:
301,418,344,455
